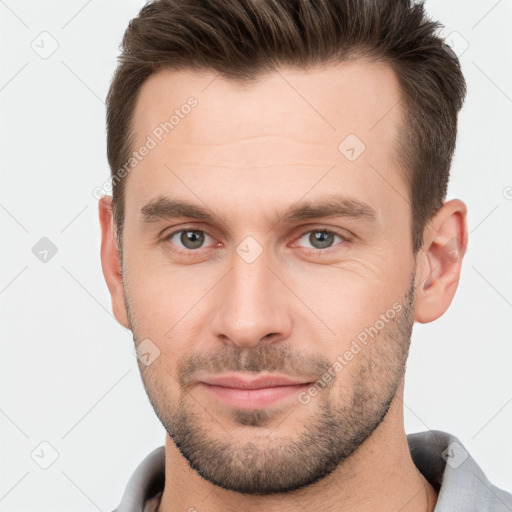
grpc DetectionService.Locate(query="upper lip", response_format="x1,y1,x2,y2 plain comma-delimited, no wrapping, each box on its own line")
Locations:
200,374,312,389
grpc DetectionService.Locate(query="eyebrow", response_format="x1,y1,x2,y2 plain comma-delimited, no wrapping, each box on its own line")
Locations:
139,194,377,227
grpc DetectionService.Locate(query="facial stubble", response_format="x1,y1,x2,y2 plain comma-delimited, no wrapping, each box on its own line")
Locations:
125,273,416,495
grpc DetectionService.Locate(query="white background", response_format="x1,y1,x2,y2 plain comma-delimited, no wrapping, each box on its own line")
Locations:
0,0,511,510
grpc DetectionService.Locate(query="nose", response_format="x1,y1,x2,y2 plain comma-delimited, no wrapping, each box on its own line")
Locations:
210,249,293,349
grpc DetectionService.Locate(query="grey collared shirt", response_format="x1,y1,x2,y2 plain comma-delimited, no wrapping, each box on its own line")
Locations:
112,430,512,511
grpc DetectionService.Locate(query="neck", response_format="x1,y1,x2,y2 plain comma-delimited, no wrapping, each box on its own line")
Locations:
158,381,438,512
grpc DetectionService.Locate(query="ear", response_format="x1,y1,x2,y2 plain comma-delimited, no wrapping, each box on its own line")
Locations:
98,196,131,330
414,199,468,323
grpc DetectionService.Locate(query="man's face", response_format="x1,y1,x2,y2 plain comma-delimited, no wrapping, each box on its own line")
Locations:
120,60,417,494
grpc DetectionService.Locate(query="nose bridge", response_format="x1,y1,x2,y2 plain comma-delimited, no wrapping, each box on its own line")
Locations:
211,247,291,347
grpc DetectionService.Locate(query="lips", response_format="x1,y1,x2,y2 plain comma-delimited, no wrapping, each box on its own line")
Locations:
200,374,311,389
197,374,313,409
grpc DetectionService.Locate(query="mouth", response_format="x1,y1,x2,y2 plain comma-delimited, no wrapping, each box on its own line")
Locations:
197,374,313,409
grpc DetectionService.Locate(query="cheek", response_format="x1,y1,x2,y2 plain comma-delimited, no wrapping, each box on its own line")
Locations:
123,257,222,363
282,256,410,337
125,251,202,314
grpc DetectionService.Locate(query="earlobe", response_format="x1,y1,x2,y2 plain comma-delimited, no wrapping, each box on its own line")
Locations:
98,196,131,330
414,199,468,324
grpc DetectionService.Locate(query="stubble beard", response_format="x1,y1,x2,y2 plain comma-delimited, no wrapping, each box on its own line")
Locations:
126,273,416,495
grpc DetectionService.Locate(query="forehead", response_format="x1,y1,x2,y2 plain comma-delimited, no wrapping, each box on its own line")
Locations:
125,59,408,228
132,58,403,154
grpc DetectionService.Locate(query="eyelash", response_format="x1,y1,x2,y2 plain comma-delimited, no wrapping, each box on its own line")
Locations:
162,226,350,256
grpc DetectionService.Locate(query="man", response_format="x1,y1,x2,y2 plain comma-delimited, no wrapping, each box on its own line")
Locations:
99,0,512,510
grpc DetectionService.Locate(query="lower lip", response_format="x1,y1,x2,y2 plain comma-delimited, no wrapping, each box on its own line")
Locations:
199,383,311,409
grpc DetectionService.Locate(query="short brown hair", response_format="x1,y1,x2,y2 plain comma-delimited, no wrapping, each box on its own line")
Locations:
106,0,466,256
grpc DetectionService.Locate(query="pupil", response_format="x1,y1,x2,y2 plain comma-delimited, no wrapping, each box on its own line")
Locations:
310,231,333,249
181,230,204,249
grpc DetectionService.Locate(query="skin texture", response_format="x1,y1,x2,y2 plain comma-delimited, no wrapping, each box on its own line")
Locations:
99,59,468,511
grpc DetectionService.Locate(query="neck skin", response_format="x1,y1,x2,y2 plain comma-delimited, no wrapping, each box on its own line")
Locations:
157,379,438,512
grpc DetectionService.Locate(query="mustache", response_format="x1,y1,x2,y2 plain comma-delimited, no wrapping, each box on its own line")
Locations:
176,344,332,388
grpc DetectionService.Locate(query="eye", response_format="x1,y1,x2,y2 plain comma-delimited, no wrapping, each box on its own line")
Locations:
166,229,214,250
296,229,346,250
